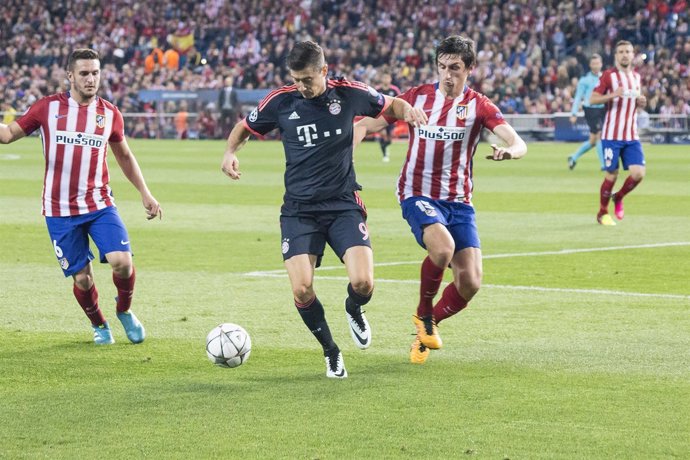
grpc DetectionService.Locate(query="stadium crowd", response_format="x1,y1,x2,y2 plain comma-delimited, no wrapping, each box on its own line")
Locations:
1,0,688,138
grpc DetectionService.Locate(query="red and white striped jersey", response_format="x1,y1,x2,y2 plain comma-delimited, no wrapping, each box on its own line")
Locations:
391,84,506,204
594,68,642,141
16,93,125,217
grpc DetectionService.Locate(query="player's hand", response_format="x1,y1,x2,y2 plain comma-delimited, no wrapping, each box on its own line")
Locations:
486,144,513,161
143,196,162,220
612,87,625,98
569,115,577,125
404,106,428,127
221,152,241,180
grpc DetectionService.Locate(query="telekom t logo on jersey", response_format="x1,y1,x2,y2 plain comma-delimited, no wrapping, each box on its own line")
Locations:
296,123,343,147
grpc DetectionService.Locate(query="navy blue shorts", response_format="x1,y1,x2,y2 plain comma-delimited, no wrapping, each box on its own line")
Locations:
279,209,370,267
584,106,606,134
45,207,131,277
400,197,480,252
601,140,645,172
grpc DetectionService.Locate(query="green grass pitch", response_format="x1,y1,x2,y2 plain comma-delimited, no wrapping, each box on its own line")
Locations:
1,138,689,459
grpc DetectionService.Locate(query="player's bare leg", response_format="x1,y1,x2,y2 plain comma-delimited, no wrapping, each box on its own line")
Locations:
106,251,145,343
343,245,374,349
286,254,345,377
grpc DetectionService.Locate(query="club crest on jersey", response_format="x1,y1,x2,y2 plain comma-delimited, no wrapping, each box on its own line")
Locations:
95,114,106,129
328,101,342,115
456,104,468,120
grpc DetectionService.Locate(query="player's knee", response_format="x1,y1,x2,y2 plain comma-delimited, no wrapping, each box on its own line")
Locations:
457,271,482,300
631,170,645,181
292,284,315,303
428,246,453,268
73,272,94,290
350,278,374,297
108,252,133,277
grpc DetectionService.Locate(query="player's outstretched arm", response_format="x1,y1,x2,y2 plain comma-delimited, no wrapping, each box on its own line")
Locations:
486,123,527,161
110,138,162,220
353,117,389,147
221,122,252,180
383,96,427,127
0,122,27,144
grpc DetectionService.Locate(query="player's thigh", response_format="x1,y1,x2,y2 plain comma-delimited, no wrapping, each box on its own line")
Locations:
284,253,318,299
620,141,646,173
450,247,483,287
280,215,327,267
422,223,455,263
446,202,481,251
400,197,449,249
326,210,371,261
601,140,623,172
88,207,132,263
342,245,374,292
45,216,93,277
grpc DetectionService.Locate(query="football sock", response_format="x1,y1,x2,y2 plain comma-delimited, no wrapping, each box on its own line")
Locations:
571,141,592,161
432,283,468,323
599,177,616,215
596,140,605,169
113,267,136,313
295,296,336,352
345,282,371,314
378,138,390,155
417,256,445,318
614,175,642,201
73,283,106,326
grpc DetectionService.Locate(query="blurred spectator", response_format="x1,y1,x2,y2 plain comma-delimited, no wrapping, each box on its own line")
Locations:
0,0,687,140
2,102,17,124
218,75,238,138
197,106,218,139
174,101,189,139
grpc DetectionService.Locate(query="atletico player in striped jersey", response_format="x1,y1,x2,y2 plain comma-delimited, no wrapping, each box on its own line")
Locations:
355,36,527,363
0,49,162,345
590,40,647,226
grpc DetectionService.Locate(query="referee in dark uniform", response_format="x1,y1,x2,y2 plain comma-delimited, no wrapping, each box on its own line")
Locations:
221,41,426,378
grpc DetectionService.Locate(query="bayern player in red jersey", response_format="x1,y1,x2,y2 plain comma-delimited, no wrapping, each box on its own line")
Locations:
355,36,527,363
0,49,161,345
590,40,647,226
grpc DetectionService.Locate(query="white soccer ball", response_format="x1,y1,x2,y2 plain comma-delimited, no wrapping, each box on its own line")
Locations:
205,323,252,368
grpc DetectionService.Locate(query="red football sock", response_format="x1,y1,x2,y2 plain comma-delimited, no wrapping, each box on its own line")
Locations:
614,176,642,201
73,284,106,326
599,178,616,215
432,283,468,323
417,256,445,317
113,267,136,313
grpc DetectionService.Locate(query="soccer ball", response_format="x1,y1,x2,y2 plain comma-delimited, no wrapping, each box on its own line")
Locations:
205,323,252,368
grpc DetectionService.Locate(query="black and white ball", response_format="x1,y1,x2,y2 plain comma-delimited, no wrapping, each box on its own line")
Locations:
206,323,251,368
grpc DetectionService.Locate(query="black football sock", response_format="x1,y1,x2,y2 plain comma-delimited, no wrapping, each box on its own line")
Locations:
346,283,372,314
295,296,336,352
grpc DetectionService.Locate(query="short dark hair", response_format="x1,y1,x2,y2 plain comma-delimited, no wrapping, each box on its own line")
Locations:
590,53,602,61
67,48,100,71
286,41,325,71
435,35,477,69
